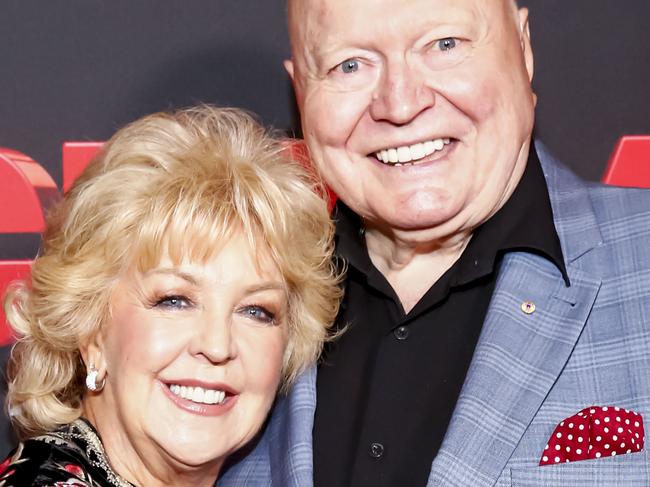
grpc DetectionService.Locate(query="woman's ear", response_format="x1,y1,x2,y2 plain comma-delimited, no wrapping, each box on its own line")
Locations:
80,331,108,387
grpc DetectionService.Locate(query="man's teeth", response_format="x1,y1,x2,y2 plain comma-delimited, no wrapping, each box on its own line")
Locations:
169,384,226,405
375,138,451,165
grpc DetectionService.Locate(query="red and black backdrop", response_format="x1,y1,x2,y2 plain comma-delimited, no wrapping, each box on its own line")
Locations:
2,0,649,187
0,0,649,455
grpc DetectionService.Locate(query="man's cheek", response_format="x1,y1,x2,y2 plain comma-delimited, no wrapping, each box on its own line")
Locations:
304,92,369,145
453,84,499,123
431,63,505,122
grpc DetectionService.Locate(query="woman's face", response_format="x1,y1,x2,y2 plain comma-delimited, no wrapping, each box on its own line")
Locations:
87,233,288,479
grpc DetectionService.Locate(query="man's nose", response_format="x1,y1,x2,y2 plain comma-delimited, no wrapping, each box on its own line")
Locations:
189,312,238,364
369,61,435,125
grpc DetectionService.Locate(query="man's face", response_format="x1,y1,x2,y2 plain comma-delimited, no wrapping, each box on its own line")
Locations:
287,0,536,236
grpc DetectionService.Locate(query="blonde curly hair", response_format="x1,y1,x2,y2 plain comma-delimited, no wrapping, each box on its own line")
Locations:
3,106,342,438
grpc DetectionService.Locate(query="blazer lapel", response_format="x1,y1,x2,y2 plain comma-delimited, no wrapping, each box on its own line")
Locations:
426,253,601,486
268,364,317,486
217,364,317,486
427,144,605,487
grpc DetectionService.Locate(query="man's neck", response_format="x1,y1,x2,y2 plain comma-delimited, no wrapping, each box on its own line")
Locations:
365,226,472,313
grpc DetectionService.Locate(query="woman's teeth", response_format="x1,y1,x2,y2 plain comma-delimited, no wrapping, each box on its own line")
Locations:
169,384,226,405
375,138,451,165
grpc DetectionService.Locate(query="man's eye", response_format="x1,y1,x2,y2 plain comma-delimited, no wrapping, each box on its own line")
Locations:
240,305,276,325
154,295,192,309
437,38,457,51
337,59,359,74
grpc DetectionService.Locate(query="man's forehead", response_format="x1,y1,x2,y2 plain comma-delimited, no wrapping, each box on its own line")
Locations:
287,0,330,40
288,0,517,15
288,0,518,39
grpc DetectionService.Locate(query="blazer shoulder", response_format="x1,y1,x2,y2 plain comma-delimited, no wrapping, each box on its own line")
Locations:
537,145,650,264
586,183,650,235
581,183,650,278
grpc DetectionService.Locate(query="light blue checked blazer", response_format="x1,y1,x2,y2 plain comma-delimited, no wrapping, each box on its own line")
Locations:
218,143,650,486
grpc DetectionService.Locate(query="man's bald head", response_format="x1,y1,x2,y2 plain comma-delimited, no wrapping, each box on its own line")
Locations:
286,0,324,49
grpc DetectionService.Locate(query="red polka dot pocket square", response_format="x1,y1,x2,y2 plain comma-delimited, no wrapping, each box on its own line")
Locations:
540,406,645,466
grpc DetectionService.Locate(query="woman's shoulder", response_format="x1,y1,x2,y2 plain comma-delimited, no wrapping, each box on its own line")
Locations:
0,420,119,487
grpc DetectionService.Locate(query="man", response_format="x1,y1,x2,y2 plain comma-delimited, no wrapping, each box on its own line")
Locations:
219,0,650,485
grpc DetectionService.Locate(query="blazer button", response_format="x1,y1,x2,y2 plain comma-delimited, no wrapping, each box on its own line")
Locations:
394,326,409,340
369,442,385,459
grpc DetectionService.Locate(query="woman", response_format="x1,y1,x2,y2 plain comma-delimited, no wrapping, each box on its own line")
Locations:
0,106,341,486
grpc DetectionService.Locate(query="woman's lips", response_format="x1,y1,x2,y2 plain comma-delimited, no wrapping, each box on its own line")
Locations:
159,380,238,417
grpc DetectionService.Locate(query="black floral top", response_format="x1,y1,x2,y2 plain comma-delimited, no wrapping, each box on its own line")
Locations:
0,418,135,487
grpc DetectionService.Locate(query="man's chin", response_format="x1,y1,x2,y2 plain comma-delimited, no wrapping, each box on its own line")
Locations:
369,209,464,238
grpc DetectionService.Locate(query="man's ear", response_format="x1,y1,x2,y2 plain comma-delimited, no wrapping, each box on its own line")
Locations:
518,7,534,83
283,59,295,81
284,58,304,106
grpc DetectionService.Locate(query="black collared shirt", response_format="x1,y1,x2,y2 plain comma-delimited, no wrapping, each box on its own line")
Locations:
313,147,568,487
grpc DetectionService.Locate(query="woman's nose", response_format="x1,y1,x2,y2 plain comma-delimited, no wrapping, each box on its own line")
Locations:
189,312,238,364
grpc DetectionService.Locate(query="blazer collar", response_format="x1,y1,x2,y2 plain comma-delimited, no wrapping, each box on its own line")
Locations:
535,141,604,263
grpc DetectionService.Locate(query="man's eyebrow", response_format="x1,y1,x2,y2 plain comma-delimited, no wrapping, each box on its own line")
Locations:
144,268,199,285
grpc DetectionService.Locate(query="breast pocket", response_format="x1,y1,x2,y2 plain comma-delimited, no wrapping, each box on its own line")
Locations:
510,450,649,487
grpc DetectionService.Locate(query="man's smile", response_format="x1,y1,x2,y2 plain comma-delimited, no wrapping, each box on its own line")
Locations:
373,138,453,166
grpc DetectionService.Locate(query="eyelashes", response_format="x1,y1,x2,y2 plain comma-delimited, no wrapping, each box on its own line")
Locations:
148,293,280,326
237,305,278,326
333,58,360,74
150,294,194,310
435,37,459,52
326,35,465,80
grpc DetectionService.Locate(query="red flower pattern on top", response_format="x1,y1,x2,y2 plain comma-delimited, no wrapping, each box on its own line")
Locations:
0,457,11,477
63,463,86,478
54,480,89,487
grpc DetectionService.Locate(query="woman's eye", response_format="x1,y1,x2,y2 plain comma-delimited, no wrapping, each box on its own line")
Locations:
241,305,276,325
437,38,457,51
154,295,192,310
337,59,359,74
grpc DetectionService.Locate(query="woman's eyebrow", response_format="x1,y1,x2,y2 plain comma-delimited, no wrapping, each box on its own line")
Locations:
144,268,199,286
243,282,287,294
144,270,285,294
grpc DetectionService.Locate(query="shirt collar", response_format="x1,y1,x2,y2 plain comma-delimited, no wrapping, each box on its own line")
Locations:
453,143,569,286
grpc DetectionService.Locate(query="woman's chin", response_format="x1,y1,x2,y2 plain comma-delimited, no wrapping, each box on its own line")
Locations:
162,444,227,474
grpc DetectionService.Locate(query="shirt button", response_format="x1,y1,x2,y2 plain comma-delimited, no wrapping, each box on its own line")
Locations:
394,326,409,340
369,442,384,459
